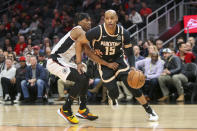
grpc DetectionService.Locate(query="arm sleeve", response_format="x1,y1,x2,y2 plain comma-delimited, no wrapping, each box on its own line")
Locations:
85,26,100,47
123,29,135,67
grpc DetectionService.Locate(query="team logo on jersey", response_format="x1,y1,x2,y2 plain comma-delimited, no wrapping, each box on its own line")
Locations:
117,35,121,40
62,68,68,74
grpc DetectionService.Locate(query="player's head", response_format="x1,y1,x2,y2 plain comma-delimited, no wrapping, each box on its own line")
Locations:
150,52,159,64
74,13,91,31
104,10,118,29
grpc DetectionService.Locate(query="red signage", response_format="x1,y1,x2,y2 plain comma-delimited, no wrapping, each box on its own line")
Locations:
184,15,197,33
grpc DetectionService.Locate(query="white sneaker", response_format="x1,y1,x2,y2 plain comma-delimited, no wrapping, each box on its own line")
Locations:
14,95,20,103
108,97,119,109
148,110,159,121
4,94,11,101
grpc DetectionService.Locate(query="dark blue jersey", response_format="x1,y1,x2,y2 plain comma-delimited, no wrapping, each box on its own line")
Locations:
86,24,135,66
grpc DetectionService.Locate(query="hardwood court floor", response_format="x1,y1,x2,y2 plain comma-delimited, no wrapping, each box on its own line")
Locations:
0,104,197,131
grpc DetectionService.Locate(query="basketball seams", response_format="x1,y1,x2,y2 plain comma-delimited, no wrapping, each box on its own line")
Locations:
127,70,145,89
128,70,135,88
136,71,140,89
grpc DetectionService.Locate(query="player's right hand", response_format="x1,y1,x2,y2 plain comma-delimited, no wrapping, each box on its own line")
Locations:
77,63,85,74
107,62,119,70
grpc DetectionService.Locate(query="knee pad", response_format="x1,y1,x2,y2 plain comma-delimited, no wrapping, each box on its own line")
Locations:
130,88,142,97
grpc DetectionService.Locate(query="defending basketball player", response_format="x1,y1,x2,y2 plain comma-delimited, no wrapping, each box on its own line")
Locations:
47,13,118,124
76,10,159,121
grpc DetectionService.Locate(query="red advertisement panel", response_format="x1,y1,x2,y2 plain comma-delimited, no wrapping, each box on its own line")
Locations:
184,15,197,33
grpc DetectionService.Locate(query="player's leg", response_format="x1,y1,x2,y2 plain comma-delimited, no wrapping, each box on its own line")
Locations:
120,74,159,121
47,60,81,124
98,65,119,107
75,73,98,120
103,79,119,107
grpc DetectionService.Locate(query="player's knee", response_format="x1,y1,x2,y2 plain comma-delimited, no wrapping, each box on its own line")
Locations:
130,88,142,97
106,86,119,99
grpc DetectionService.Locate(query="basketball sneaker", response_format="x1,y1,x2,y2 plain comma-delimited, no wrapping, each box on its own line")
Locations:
148,110,159,121
76,108,98,120
57,107,79,124
108,97,119,109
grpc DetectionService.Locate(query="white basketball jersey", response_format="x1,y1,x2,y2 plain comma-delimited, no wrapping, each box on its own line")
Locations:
50,26,82,66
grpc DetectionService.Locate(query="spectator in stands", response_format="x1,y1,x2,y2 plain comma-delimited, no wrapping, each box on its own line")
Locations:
14,35,27,56
176,42,196,63
3,38,12,51
45,47,51,60
14,56,27,103
7,52,19,68
0,48,3,55
111,0,122,12
21,55,46,103
188,37,197,56
55,79,74,101
0,54,5,73
129,8,143,27
140,41,149,57
188,37,196,48
0,58,16,101
133,45,144,62
38,52,47,68
32,45,40,57
0,54,5,101
156,39,164,56
52,18,63,37
136,52,164,101
52,35,59,48
122,14,133,29
0,23,7,42
3,51,8,59
135,0,142,12
185,42,193,52
140,2,152,18
23,43,33,56
158,48,187,102
147,45,158,57
18,22,30,36
25,53,32,66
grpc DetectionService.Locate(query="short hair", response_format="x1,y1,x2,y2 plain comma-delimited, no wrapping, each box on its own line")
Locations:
177,42,185,49
6,57,12,62
74,13,90,25
150,51,159,57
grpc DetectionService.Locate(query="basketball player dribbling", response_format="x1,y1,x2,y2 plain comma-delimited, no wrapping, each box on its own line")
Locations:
47,13,119,124
76,10,159,121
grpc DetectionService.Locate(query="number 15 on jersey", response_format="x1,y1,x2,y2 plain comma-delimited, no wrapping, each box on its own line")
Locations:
105,46,115,55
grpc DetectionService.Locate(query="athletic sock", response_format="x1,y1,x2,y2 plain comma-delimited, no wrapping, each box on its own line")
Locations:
63,95,74,111
143,103,153,115
79,96,87,110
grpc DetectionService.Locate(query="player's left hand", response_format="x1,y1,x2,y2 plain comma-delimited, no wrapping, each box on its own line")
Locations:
77,63,85,74
130,67,136,71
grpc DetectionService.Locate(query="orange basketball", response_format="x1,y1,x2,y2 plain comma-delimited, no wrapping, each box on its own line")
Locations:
127,70,145,89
